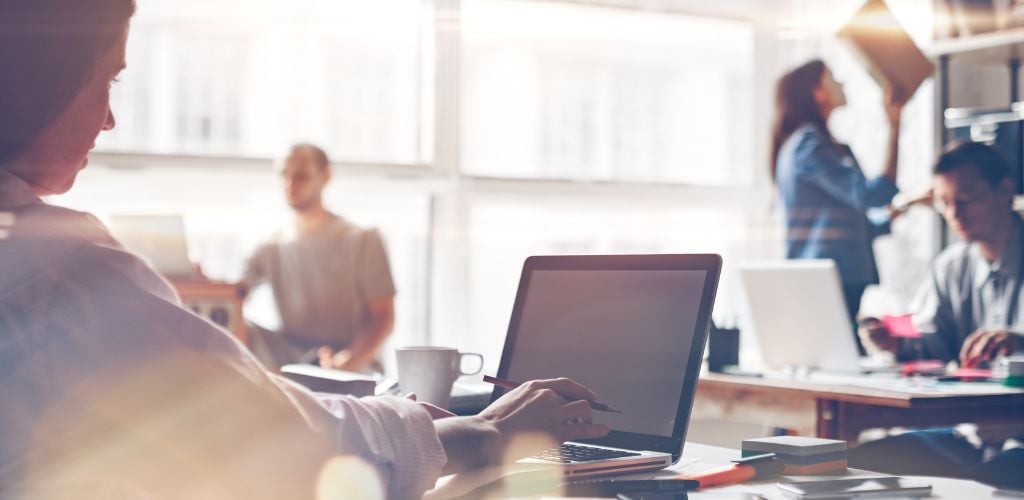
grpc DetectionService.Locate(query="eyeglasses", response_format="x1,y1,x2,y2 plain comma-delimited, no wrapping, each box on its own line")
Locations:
932,196,985,213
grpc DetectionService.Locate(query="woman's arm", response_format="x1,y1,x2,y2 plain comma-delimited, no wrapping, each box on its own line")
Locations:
790,129,900,211
881,85,906,182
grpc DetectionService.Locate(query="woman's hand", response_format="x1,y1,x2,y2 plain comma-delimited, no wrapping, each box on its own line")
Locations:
889,188,934,221
433,377,611,475
478,378,610,445
884,84,908,127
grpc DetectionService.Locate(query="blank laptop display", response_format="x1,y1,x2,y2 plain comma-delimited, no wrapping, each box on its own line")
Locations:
493,254,721,476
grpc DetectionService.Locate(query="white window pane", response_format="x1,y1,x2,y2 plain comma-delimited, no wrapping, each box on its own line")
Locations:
461,0,754,185
99,0,431,164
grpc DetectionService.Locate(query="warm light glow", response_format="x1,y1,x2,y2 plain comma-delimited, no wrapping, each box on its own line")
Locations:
316,456,385,500
765,0,932,47
499,433,562,498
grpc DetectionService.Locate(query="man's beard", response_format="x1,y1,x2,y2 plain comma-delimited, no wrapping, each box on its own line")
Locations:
290,194,320,213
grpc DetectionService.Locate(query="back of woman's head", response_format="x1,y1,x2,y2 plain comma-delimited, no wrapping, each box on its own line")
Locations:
0,0,136,165
769,59,833,179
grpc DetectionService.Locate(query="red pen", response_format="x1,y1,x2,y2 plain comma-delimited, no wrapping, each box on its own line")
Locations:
482,375,622,413
675,453,783,489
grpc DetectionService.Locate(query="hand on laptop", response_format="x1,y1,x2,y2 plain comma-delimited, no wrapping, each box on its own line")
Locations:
480,377,611,444
857,318,899,356
960,329,1019,368
433,377,611,475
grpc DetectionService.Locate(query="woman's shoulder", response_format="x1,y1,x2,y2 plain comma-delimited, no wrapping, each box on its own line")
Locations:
781,124,848,170
9,203,121,248
787,123,831,149
2,204,178,304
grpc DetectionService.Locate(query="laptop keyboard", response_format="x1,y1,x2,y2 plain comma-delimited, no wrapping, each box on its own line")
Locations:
533,443,641,463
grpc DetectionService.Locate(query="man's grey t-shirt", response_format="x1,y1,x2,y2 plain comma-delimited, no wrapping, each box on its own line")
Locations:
244,216,396,348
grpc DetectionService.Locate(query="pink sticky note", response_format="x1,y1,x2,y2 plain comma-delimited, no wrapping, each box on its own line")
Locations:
900,360,945,376
953,368,993,379
881,314,921,339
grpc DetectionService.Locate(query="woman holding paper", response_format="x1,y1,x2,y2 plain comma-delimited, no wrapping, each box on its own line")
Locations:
770,59,907,351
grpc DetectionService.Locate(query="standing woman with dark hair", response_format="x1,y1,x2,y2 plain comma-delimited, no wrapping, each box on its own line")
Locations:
0,1,608,498
770,60,907,352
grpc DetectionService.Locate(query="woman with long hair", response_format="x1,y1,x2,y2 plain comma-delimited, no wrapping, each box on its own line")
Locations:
0,1,607,498
770,59,906,351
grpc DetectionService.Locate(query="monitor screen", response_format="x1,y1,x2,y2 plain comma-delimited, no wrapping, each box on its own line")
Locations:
503,269,708,437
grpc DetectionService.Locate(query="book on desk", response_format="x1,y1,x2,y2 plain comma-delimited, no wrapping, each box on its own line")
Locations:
280,364,376,397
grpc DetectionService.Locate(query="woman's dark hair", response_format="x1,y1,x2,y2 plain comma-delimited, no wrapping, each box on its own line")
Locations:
0,0,136,164
769,59,836,180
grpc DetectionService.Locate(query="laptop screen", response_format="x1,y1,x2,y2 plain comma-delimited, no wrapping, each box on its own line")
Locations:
501,267,709,438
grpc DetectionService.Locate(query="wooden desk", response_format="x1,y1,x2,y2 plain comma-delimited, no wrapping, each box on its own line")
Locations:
427,442,998,499
694,372,1024,442
170,280,247,346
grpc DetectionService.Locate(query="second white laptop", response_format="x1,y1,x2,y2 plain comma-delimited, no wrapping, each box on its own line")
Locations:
739,260,863,374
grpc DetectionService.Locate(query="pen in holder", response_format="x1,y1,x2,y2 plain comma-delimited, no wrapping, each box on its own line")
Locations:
708,321,740,373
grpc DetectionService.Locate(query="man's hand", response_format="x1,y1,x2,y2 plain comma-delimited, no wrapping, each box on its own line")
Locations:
318,346,346,369
318,297,395,372
960,329,1019,368
858,318,898,355
318,346,366,372
433,377,611,475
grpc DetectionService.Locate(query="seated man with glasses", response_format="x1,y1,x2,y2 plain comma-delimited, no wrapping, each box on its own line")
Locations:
853,141,1023,489
859,141,1021,366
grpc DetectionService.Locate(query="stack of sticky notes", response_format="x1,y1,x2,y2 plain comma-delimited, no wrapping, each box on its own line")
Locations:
995,356,1024,387
741,436,848,474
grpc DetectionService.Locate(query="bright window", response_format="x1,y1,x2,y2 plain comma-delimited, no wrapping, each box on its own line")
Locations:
461,0,755,184
99,0,430,164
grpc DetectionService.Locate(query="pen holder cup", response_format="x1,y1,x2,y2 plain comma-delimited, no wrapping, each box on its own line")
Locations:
708,325,740,373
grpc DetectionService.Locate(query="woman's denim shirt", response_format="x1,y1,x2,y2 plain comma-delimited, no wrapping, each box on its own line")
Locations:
775,124,900,285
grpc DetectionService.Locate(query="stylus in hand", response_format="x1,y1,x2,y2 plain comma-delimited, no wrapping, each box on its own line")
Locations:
482,375,622,413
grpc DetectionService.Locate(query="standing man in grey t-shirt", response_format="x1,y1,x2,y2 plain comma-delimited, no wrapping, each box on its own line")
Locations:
242,143,396,372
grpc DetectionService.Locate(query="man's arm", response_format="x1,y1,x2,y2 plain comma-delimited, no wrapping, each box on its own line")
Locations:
237,245,268,299
322,296,395,371
860,261,961,362
322,228,397,371
905,261,962,361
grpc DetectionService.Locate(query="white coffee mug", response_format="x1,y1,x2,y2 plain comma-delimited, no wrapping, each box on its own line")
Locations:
395,346,484,408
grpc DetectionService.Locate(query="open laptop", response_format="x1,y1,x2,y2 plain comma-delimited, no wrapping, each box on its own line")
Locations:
491,254,722,478
107,214,195,279
739,260,864,374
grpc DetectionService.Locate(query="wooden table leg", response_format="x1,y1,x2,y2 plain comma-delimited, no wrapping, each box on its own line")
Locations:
816,399,840,439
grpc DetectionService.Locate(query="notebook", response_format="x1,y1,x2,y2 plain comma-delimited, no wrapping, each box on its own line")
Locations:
491,254,722,477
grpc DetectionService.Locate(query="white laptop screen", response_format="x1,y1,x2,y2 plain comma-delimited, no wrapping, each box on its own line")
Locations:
503,269,707,437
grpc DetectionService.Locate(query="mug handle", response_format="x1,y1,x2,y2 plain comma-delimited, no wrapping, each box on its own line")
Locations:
459,352,484,376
